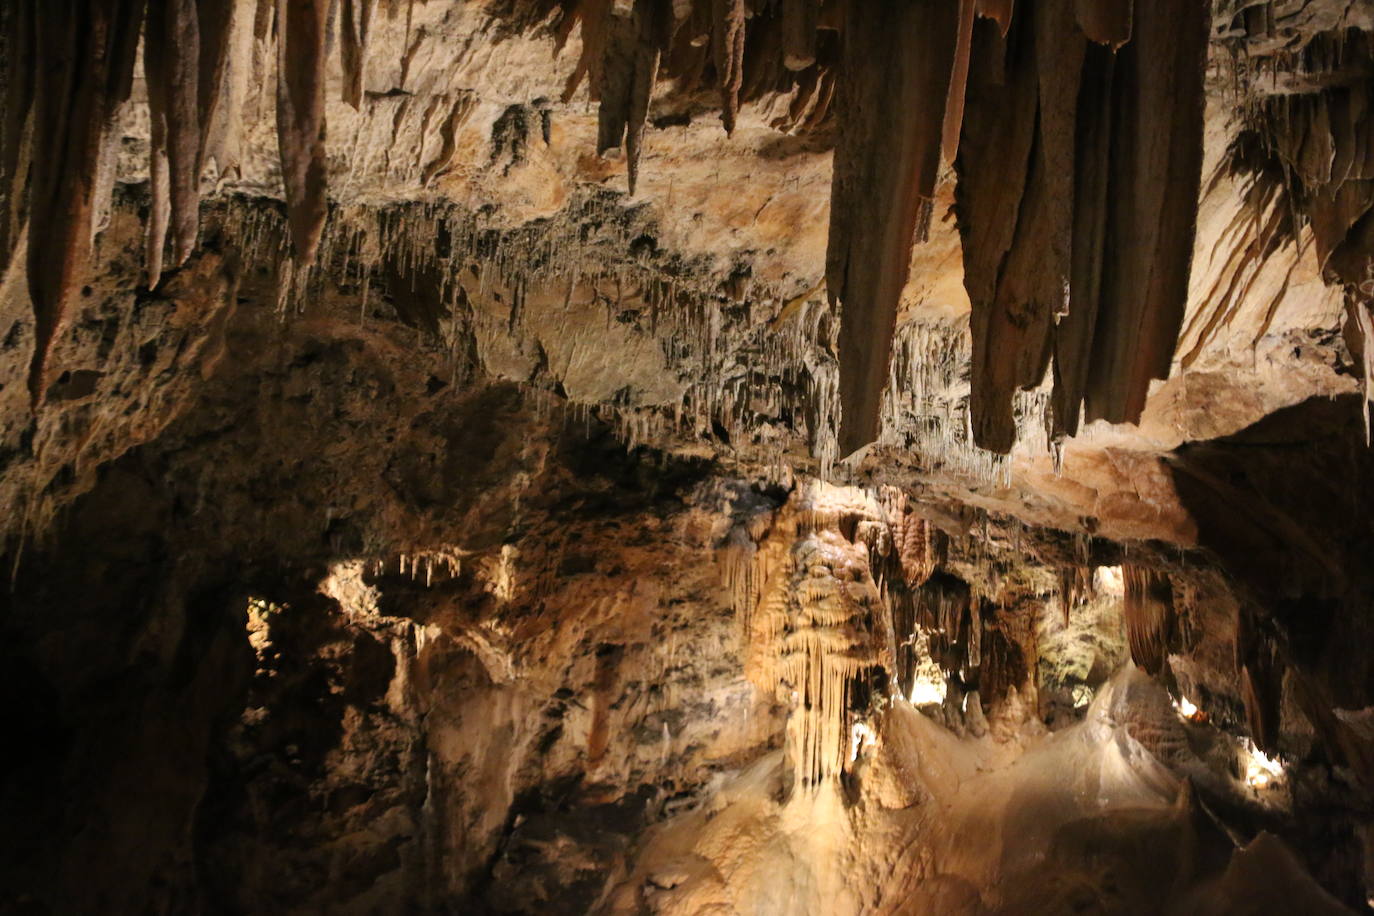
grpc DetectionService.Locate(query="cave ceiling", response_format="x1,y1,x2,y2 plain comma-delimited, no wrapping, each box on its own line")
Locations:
2,0,1371,540
4,0,1374,913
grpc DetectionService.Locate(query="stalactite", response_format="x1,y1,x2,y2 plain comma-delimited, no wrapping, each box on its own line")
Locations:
25,0,143,407
275,0,330,267
339,0,377,110
957,0,1205,449
941,0,978,164
1081,0,1208,426
956,11,1054,452
979,618,1028,709
0,2,35,279
1058,564,1093,624
881,489,941,588
1123,563,1174,676
199,0,255,179
828,0,960,456
1,0,1222,461
780,0,818,71
1074,0,1131,47
1030,0,1084,304
560,0,614,103
711,0,746,134
722,484,886,791
596,0,670,195
1354,299,1374,444
915,572,975,691
145,0,202,286
196,0,240,165
1236,604,1284,753
1050,40,1113,441
882,319,1038,483
975,0,1015,36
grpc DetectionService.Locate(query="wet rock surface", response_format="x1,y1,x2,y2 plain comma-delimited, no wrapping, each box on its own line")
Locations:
4,1,1374,914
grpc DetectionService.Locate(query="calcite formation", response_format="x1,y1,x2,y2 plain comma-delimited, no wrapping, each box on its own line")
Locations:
4,1,1374,913
1,0,1213,451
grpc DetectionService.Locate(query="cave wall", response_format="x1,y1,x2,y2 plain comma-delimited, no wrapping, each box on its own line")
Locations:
3,2,1374,914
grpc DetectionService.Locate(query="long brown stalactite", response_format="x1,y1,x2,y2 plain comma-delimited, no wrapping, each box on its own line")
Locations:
0,2,35,283
827,0,960,457
145,0,203,288
23,0,143,408
1075,0,1132,46
957,0,1208,452
825,0,1209,455
956,5,1072,453
275,0,331,268
339,0,377,111
2,0,334,409
955,0,1208,450
595,1,671,196
1082,0,1209,428
1052,40,1115,442
712,0,747,135
1,0,1211,450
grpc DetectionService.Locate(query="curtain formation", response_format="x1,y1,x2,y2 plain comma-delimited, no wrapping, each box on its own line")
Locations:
1,0,1210,456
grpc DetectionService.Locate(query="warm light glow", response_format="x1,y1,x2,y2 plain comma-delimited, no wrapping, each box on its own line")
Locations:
849,720,877,762
906,629,947,706
245,597,285,675
1171,693,1208,723
909,678,946,705
1095,565,1124,595
1243,740,1284,789
912,683,945,708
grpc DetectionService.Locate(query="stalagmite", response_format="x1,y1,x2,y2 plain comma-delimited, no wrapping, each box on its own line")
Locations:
145,0,202,286
275,0,330,267
25,0,143,407
828,0,960,456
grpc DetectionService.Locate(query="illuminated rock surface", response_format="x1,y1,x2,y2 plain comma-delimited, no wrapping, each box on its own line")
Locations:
3,1,1374,913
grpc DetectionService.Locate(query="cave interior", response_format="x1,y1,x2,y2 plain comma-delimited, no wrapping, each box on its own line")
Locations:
5,0,1374,913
